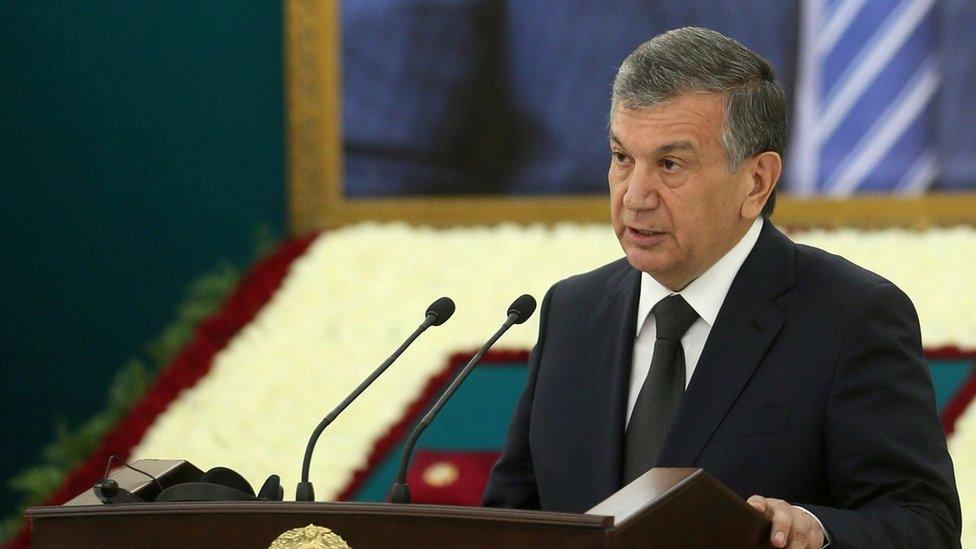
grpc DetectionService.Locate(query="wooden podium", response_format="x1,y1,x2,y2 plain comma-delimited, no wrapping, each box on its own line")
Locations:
25,460,773,548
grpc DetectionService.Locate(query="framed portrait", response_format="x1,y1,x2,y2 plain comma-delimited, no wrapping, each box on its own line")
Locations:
283,0,975,234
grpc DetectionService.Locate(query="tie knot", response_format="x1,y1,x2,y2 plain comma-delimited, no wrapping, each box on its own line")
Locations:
653,294,698,342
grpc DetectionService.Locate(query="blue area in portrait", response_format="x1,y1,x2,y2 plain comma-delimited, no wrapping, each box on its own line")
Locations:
341,0,976,198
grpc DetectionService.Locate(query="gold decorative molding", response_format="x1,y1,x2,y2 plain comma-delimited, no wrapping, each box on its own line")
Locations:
283,3,975,232
284,192,976,231
284,0,342,235
771,193,976,230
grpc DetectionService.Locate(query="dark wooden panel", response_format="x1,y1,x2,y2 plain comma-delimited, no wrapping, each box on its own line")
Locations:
27,465,775,548
28,502,610,549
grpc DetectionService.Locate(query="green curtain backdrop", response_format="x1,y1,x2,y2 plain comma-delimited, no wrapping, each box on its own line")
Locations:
0,2,285,517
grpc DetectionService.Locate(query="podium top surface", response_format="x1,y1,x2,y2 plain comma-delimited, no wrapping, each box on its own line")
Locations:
26,500,613,529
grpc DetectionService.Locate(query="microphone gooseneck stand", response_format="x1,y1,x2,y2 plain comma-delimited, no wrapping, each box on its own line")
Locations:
296,297,455,502
390,294,536,504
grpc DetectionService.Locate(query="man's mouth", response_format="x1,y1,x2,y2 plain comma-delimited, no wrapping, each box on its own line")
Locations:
624,227,670,246
628,227,665,237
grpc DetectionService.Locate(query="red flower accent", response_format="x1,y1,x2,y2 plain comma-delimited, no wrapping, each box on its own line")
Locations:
406,449,503,506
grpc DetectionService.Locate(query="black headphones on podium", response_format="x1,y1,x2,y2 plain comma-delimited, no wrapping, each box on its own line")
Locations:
94,456,284,503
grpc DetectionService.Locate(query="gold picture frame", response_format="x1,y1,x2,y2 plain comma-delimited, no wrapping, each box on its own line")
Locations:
283,0,976,235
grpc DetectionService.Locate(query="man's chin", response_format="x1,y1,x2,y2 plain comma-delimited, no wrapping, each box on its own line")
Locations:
623,251,673,277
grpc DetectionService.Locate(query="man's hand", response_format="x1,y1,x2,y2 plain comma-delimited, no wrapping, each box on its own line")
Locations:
747,495,825,548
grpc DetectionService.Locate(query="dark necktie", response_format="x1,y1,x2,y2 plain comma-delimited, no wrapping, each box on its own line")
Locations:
622,294,699,485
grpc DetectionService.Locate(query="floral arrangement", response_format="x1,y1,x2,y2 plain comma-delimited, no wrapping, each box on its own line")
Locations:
5,222,975,548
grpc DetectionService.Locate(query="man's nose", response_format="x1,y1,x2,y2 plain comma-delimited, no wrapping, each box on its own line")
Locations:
622,167,660,210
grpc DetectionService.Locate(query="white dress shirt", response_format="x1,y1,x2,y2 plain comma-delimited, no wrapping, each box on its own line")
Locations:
625,217,763,425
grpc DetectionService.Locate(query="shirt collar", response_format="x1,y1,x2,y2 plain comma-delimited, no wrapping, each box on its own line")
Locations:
635,217,764,336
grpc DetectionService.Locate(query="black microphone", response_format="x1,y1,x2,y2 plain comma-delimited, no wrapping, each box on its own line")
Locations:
390,294,536,504
93,455,165,503
296,296,455,502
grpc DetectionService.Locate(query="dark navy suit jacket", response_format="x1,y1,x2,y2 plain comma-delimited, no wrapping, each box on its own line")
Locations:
482,222,961,547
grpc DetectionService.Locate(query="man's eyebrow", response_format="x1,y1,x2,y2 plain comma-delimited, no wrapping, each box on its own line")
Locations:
655,141,695,155
607,135,696,155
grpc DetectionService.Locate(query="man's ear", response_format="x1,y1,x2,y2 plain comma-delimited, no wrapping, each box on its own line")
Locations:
741,151,781,219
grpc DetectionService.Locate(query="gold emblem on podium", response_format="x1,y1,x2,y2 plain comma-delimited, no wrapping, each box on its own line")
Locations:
269,524,351,549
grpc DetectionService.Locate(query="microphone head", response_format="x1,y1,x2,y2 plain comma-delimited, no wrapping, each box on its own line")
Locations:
507,294,537,324
94,479,119,498
426,297,456,326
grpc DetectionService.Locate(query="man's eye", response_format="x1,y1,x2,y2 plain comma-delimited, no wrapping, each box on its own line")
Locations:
661,159,678,171
612,152,629,164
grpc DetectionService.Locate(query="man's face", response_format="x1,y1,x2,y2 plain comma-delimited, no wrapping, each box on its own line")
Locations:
609,93,756,290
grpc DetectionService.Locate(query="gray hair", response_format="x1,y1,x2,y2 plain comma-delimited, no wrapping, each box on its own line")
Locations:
611,27,786,216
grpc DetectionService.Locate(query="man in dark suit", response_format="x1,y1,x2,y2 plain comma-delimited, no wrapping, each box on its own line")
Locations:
482,27,961,547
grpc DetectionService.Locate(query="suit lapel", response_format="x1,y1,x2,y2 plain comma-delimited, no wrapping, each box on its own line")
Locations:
656,223,796,467
584,262,641,494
